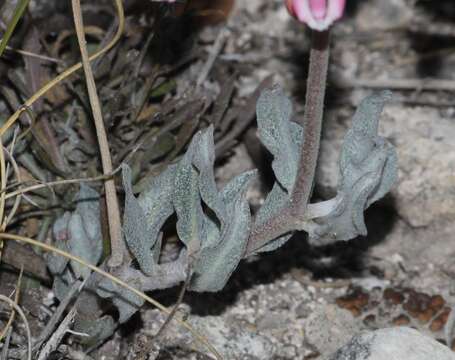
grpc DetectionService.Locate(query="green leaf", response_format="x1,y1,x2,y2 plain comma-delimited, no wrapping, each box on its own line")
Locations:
251,86,305,253
252,182,292,253
74,315,115,346
48,213,71,275
308,91,398,244
97,271,144,324
52,270,75,301
191,126,226,226
256,86,303,192
48,185,102,282
173,140,206,255
150,78,177,98
69,185,103,279
190,171,256,292
122,164,175,275
0,0,30,57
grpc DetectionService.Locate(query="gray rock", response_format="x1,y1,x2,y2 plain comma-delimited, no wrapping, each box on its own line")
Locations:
305,304,360,356
155,310,276,360
355,0,413,31
256,312,288,332
328,327,455,360
381,105,455,228
190,315,275,359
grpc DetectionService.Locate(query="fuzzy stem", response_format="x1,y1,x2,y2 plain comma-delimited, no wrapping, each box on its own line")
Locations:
245,29,330,256
289,29,329,212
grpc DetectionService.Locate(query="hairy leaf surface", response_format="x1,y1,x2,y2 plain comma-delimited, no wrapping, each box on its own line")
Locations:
173,135,206,255
123,164,174,275
308,91,398,244
190,171,256,292
191,125,226,225
256,86,303,192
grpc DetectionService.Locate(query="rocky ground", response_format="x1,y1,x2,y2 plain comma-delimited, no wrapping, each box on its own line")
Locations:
97,0,455,358
3,0,455,359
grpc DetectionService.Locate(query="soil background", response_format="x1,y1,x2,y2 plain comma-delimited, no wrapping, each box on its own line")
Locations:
3,0,455,359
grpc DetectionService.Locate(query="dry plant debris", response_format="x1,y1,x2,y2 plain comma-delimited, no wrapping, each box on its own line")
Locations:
0,0,455,359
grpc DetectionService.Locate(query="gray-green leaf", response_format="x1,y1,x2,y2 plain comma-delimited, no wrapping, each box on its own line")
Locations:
253,182,292,254
97,272,145,324
256,86,303,192
173,141,206,255
308,91,398,244
122,164,175,275
48,185,102,282
191,125,226,226
190,171,256,292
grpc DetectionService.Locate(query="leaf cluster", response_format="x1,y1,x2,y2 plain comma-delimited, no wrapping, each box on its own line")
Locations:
47,85,398,340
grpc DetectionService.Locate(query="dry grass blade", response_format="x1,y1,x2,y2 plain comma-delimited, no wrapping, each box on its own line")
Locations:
4,46,61,63
0,137,23,347
0,137,6,224
0,268,23,342
0,135,6,262
0,0,125,137
71,0,124,267
37,306,77,360
1,327,13,359
154,265,192,340
2,169,119,200
0,293,31,360
0,0,30,57
35,280,82,348
2,147,23,226
0,233,223,360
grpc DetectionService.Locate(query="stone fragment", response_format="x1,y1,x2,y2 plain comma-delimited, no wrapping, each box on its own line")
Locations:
329,327,455,360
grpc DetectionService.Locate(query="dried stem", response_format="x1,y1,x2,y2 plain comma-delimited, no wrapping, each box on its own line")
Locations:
71,0,125,267
0,134,6,265
37,307,77,360
3,168,119,200
0,294,31,360
0,268,23,342
245,30,330,255
153,264,192,340
0,0,124,137
0,232,223,360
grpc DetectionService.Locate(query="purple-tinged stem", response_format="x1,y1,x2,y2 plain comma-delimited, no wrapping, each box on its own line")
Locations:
289,29,329,214
245,29,330,256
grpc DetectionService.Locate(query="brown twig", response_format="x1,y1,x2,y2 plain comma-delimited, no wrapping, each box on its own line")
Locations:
1,241,49,281
2,168,120,200
0,294,31,360
153,264,192,341
245,30,330,255
0,0,125,138
37,306,77,360
0,232,223,360
196,27,230,87
0,267,23,342
34,280,83,349
71,0,125,267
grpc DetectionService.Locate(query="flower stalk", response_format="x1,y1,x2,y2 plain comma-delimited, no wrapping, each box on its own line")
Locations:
245,0,343,255
245,29,330,255
290,29,329,214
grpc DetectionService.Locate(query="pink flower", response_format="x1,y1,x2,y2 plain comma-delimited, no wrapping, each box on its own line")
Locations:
285,0,346,31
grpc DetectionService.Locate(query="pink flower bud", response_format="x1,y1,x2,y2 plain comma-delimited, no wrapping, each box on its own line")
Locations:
285,0,346,31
